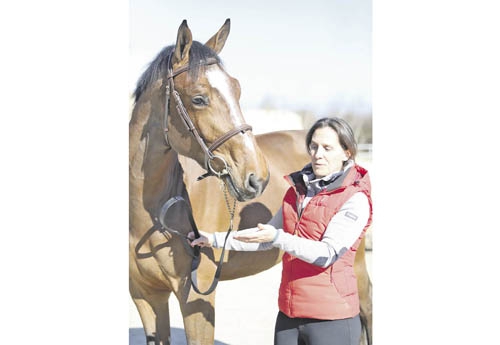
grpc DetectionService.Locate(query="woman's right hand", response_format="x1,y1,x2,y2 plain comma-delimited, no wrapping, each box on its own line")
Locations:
187,230,214,247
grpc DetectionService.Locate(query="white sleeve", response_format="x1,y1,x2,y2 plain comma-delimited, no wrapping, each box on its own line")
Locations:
271,192,370,267
212,227,275,251
211,208,283,251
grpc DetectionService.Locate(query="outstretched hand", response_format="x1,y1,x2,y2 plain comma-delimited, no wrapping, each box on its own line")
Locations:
187,230,213,247
233,223,277,243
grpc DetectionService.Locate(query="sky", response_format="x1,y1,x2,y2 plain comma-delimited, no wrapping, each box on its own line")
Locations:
129,0,372,115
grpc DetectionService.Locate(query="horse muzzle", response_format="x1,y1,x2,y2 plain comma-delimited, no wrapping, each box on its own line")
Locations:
224,170,269,202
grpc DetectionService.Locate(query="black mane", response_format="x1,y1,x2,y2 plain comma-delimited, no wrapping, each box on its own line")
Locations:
133,41,221,103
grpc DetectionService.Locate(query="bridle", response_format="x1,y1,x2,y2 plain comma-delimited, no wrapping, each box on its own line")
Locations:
163,52,252,180
154,52,250,295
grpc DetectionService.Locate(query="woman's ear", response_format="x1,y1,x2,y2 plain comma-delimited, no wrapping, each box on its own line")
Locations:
342,150,351,162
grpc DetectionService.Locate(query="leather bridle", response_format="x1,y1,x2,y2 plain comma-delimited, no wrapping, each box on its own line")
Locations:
156,52,249,295
163,52,252,180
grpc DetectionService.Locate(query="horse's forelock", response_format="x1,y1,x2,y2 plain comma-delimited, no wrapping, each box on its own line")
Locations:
133,42,222,103
187,41,222,80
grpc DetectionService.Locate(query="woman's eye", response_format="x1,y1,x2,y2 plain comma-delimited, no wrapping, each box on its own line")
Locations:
192,96,208,106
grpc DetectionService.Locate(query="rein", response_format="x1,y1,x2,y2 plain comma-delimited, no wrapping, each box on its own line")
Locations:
158,182,237,296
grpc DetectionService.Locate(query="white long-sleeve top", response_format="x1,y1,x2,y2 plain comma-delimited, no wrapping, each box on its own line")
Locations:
212,164,370,268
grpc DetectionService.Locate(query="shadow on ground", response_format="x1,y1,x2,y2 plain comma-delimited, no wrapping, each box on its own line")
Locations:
130,328,229,345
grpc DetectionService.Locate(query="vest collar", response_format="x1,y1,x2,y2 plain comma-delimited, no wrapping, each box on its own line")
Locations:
287,160,354,195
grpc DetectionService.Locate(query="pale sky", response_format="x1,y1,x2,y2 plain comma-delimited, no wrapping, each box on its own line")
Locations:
129,0,372,115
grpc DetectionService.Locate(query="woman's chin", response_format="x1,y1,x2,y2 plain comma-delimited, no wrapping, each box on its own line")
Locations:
312,167,327,178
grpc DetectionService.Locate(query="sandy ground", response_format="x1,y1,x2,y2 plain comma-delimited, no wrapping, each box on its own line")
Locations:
129,251,372,345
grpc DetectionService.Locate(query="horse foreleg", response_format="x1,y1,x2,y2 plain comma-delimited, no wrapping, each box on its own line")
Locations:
130,278,173,345
151,292,173,345
131,295,159,345
176,283,216,345
133,292,173,345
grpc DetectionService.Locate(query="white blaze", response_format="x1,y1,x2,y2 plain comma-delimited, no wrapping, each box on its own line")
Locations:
205,68,255,152
206,68,242,126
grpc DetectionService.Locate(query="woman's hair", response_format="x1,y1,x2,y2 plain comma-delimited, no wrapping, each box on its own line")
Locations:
305,117,358,160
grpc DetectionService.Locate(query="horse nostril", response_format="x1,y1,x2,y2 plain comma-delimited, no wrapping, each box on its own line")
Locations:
247,173,262,195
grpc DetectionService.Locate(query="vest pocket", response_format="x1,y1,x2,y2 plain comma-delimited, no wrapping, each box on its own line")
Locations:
331,267,357,297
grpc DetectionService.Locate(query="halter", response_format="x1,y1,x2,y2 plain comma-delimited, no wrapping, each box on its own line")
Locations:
163,52,253,180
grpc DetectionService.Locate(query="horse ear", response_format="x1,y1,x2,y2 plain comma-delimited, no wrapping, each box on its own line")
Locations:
205,18,230,54
173,20,193,67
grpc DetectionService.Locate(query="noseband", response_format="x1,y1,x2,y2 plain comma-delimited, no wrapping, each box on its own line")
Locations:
163,52,252,180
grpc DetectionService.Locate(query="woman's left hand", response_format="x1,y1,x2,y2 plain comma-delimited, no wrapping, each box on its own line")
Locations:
233,223,277,243
187,230,213,247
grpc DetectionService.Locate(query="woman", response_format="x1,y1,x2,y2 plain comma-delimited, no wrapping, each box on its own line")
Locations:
189,117,373,345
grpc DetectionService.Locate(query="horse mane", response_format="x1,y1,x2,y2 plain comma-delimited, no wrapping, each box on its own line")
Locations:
133,41,222,103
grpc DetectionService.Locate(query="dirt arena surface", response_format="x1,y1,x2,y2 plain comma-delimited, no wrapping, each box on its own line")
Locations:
129,251,372,345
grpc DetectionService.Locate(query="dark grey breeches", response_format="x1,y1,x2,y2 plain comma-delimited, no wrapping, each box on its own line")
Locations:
274,311,361,345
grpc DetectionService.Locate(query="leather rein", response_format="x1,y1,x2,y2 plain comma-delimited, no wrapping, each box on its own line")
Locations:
157,53,249,295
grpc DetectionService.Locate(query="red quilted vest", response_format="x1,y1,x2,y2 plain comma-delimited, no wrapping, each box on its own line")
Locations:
278,165,372,320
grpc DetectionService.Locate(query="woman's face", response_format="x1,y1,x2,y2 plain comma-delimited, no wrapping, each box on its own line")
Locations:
308,126,350,178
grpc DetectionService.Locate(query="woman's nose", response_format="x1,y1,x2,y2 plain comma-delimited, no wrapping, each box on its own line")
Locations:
313,146,325,157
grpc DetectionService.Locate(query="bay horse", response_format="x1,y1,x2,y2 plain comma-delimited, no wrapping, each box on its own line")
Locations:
129,19,372,345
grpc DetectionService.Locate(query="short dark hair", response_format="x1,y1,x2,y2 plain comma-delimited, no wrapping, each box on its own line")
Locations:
305,117,358,159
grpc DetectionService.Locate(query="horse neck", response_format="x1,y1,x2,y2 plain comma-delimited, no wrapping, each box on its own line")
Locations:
129,92,189,213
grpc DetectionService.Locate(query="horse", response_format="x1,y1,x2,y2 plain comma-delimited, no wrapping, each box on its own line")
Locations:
129,19,372,345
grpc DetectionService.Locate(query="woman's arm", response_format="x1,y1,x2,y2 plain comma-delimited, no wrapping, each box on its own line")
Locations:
271,192,370,267
189,191,368,262
187,209,283,251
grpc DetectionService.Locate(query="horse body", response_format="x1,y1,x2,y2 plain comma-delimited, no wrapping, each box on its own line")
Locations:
130,19,371,345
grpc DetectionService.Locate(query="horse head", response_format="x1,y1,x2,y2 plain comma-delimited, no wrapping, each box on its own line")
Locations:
157,19,269,201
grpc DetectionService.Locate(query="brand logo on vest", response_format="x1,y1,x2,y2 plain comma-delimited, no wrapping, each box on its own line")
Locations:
344,211,358,221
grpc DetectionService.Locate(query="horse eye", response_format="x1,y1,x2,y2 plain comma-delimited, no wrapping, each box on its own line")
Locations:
192,95,208,106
